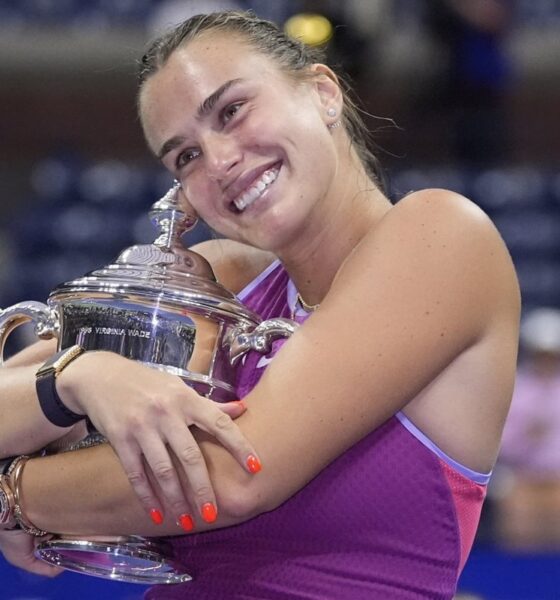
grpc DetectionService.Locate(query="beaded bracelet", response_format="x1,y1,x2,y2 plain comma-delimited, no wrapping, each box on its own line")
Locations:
0,456,18,476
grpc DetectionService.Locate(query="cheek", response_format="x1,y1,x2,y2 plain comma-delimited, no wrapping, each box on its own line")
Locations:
181,175,235,237
181,173,215,218
240,113,280,151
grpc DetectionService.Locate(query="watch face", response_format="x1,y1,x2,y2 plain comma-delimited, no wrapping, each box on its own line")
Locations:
0,478,11,525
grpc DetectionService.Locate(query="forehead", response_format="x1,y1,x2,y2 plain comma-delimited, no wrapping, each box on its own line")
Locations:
172,33,277,86
139,33,286,139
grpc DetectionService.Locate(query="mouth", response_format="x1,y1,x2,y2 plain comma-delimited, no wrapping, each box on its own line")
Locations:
230,164,281,213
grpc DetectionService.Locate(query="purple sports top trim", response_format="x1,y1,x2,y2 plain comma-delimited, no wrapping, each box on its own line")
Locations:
395,412,492,485
236,258,281,301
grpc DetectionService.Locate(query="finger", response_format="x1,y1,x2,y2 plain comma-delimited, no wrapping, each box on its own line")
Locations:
0,536,64,578
4,554,63,577
195,405,262,475
216,399,246,419
144,461,196,534
111,438,166,527
139,432,194,527
26,558,65,578
164,425,218,527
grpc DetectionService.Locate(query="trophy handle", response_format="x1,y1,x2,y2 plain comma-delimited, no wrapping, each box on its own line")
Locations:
229,317,298,365
0,301,59,365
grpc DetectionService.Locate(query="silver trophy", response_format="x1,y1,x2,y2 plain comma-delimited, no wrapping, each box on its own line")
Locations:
0,183,297,584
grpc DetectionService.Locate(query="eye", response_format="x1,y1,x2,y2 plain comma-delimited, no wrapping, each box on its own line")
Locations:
222,102,243,124
176,148,201,170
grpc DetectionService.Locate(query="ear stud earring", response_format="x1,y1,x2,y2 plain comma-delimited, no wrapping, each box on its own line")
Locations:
327,107,341,130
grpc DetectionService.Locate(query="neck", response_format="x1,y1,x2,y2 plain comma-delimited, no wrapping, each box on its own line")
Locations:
279,169,391,306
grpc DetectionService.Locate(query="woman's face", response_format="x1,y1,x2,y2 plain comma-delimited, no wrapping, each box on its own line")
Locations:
139,33,340,253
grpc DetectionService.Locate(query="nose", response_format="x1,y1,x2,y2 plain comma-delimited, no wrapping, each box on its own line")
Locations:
203,132,241,184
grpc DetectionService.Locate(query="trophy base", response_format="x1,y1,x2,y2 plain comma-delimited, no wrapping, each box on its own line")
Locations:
36,536,192,584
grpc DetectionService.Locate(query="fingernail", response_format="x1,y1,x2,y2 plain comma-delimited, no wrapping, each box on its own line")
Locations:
246,454,262,474
236,400,246,410
201,502,217,523
150,508,164,525
178,513,194,532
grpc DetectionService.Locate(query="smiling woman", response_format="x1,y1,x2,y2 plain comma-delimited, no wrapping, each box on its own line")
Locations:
138,32,351,254
0,10,520,600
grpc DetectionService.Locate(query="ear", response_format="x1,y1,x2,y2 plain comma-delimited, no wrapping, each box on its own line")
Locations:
309,63,344,126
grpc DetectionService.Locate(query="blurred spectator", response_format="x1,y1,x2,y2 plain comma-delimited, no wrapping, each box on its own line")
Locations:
495,307,560,549
420,0,513,164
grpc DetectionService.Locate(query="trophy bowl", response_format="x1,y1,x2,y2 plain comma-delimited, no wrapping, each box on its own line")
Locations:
0,183,297,583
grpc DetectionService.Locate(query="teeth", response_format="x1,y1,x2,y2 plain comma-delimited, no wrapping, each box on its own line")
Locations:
234,168,278,212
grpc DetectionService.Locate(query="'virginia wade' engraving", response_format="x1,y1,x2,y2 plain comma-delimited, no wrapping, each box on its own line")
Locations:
78,326,151,339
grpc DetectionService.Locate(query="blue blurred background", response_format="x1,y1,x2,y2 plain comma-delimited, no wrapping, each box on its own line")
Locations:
1,1,560,598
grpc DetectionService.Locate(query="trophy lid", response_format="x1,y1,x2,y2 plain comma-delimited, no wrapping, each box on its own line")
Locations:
49,183,258,323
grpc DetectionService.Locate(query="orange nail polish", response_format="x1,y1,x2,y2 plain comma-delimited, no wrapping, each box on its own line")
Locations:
178,514,194,532
150,508,163,525
201,502,217,523
246,454,262,474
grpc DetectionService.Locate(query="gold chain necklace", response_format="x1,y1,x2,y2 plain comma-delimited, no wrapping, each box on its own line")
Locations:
296,292,320,313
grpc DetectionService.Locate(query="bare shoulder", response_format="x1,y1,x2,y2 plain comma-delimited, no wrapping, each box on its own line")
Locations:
337,187,520,320
376,187,504,247
190,239,276,294
324,187,520,471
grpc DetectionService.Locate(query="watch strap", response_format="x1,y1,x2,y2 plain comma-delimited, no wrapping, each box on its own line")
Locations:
36,345,85,428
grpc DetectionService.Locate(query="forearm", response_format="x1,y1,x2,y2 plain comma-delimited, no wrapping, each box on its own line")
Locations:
22,444,153,536
0,364,79,457
20,439,246,537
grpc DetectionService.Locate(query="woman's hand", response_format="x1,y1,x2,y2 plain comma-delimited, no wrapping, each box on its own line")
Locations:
56,351,260,530
0,530,64,577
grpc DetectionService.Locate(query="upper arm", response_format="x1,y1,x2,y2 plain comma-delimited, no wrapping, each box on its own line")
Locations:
204,190,519,515
190,239,275,294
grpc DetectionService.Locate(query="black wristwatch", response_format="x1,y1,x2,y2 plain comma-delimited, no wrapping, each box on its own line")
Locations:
35,345,86,427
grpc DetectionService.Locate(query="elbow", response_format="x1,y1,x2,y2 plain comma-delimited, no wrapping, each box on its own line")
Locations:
217,476,280,523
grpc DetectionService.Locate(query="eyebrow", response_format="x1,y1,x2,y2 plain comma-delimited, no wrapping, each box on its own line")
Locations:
156,78,245,160
198,78,244,119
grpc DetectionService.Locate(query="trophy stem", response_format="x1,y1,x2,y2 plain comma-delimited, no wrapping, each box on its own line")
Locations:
150,181,198,250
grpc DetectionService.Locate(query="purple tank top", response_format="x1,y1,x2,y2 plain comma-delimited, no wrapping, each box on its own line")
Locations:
145,261,489,600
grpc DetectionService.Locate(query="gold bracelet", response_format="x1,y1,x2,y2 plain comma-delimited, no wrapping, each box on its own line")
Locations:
7,456,48,537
